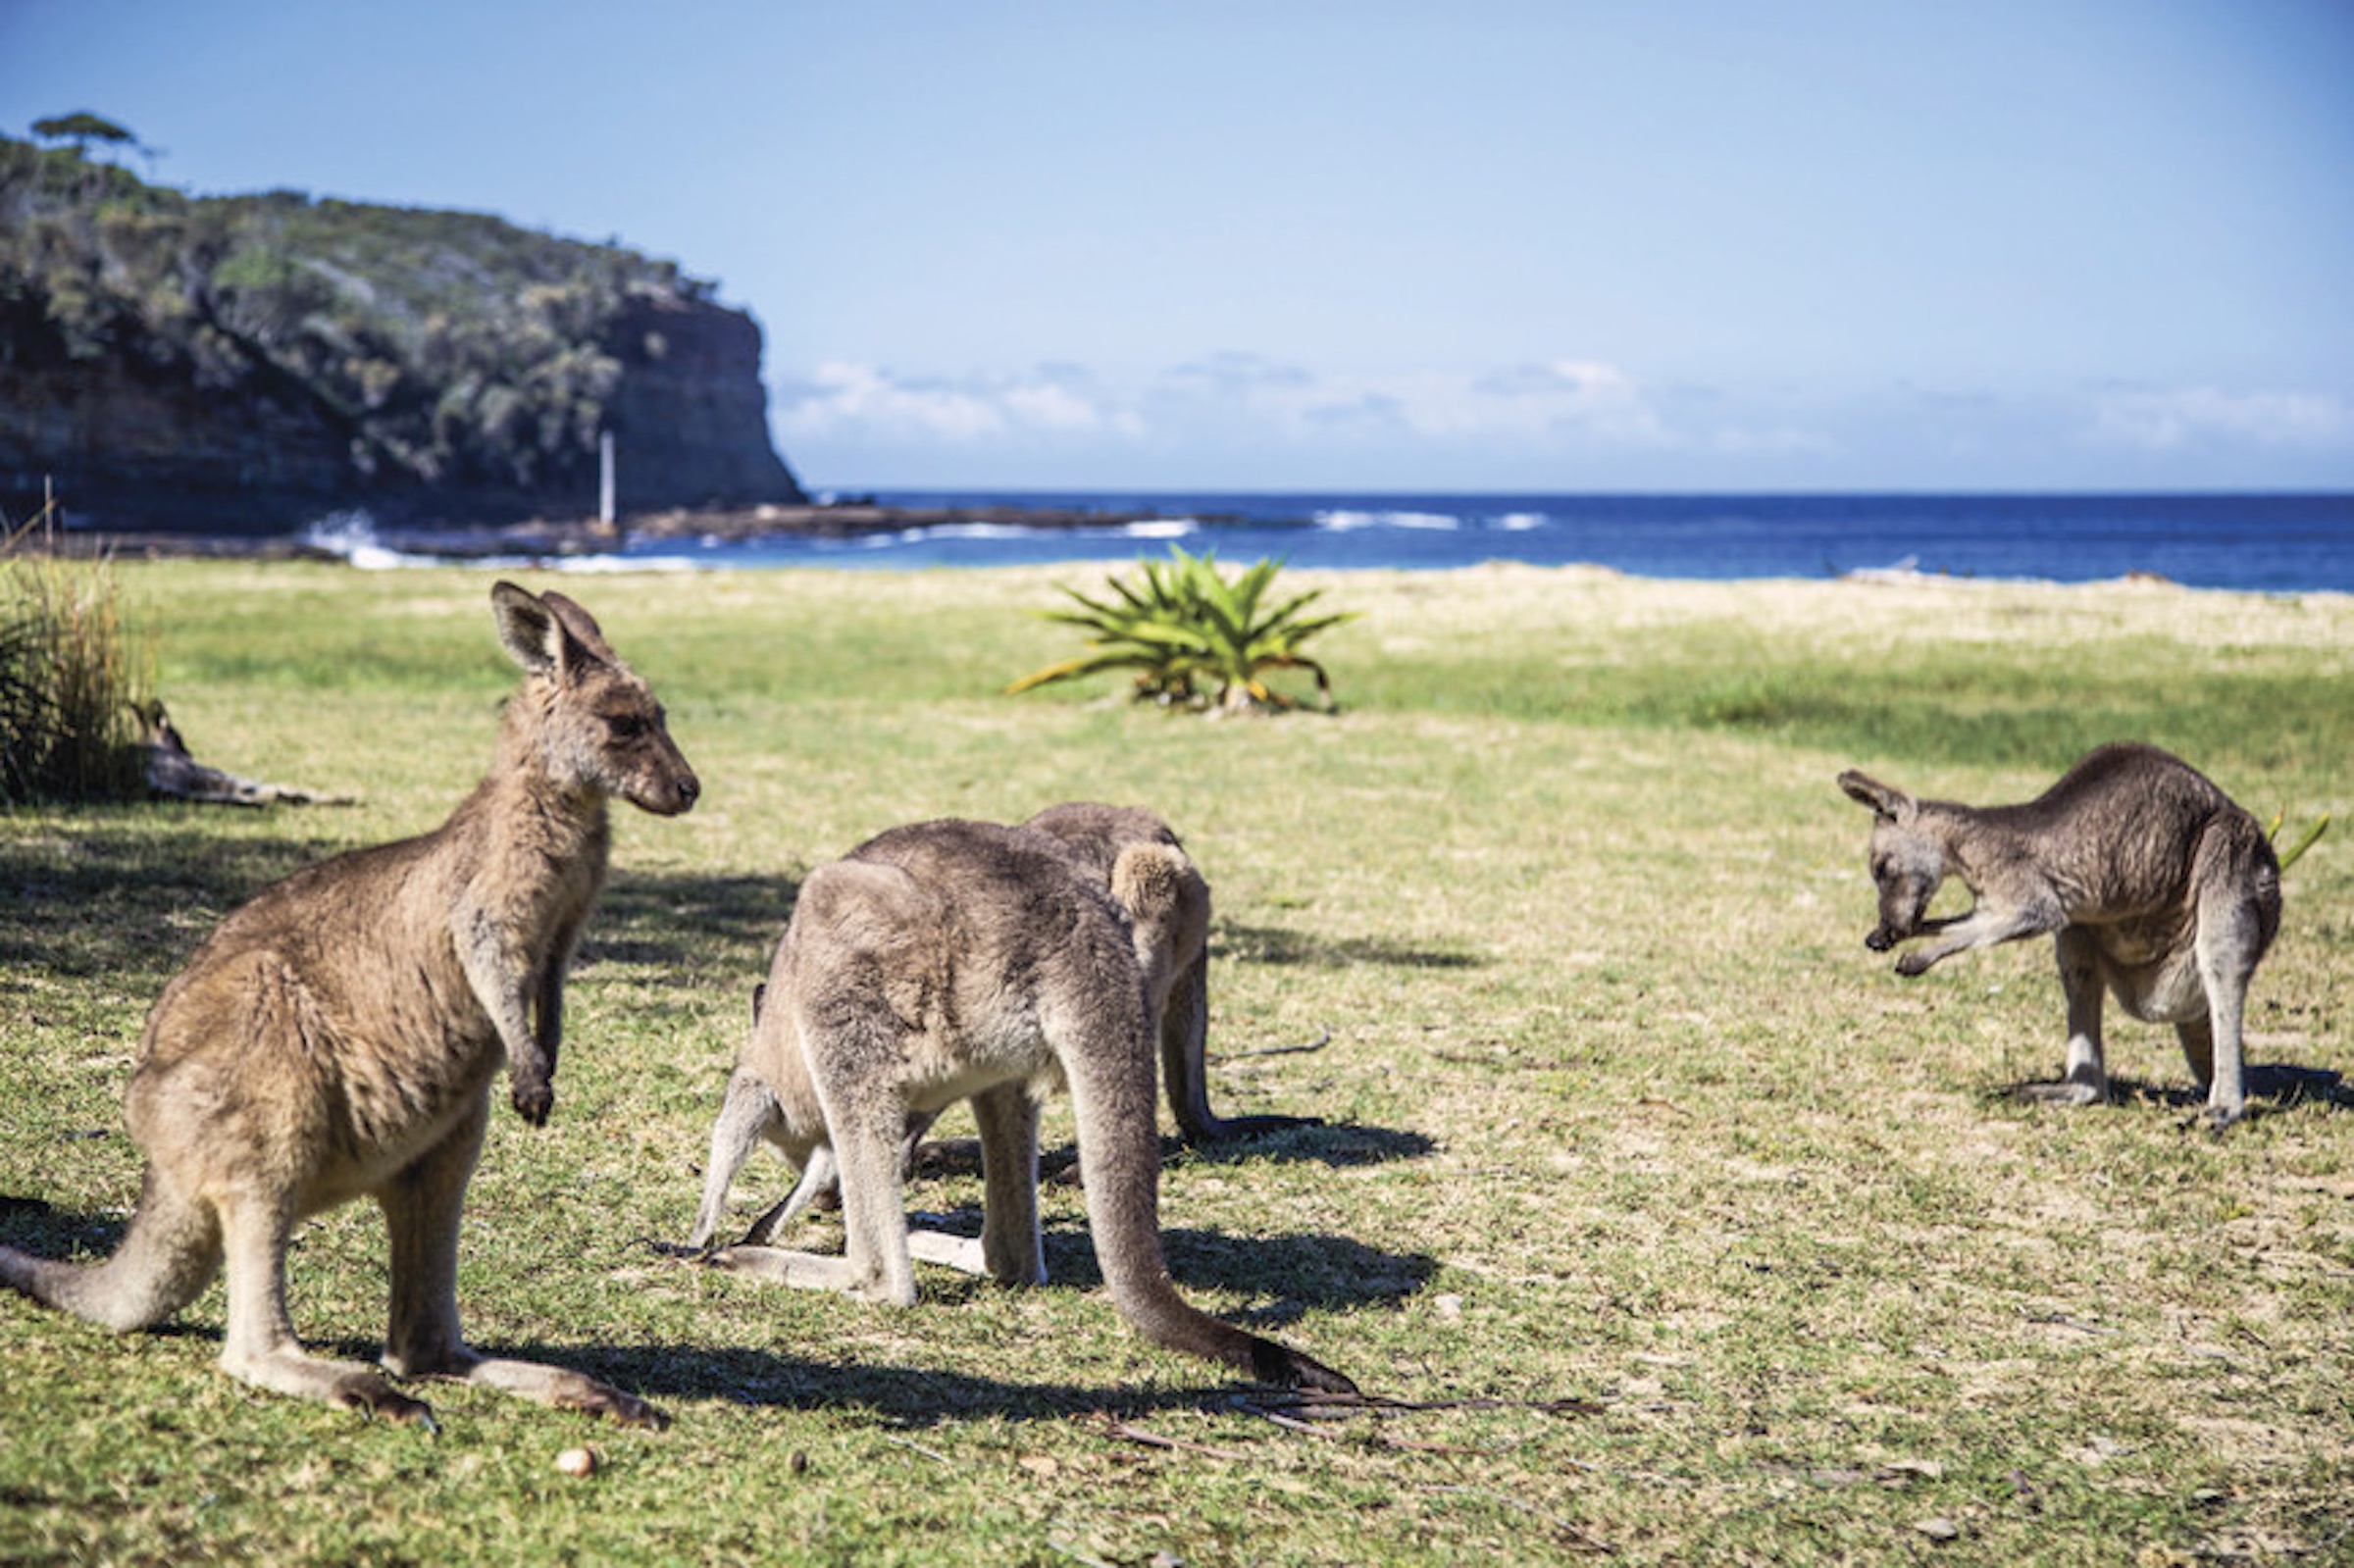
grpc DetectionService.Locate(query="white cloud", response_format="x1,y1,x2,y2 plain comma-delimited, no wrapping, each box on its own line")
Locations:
777,361,1141,444
2089,386,2354,451
1144,357,1678,449
773,354,1867,482
1162,352,1318,394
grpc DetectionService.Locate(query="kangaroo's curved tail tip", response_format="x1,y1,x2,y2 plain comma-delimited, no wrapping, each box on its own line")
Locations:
1251,1337,1359,1396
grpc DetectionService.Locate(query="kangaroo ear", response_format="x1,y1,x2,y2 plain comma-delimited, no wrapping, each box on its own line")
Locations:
1838,770,1912,819
538,591,619,667
491,583,615,678
491,582,562,675
1110,843,1210,982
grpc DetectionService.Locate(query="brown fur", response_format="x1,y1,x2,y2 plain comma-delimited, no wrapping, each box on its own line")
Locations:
692,811,1356,1393
0,582,697,1426
690,803,1314,1249
1839,741,2280,1127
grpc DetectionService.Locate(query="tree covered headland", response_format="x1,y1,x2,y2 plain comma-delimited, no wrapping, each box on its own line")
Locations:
1,121,801,530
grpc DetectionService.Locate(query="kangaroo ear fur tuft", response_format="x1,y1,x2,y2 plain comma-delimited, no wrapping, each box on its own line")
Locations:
491,582,563,675
1838,770,1910,819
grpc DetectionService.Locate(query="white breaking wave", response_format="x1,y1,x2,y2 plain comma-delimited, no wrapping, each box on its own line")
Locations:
303,510,697,573
1314,508,1463,532
301,511,439,571
905,523,1038,542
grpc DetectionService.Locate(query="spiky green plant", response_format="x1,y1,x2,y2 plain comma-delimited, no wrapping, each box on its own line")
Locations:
0,516,154,802
1005,545,1358,714
2268,809,2330,872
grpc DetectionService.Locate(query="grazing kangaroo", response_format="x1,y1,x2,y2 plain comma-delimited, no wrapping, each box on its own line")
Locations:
1838,742,2281,1127
690,803,1313,1248
0,583,697,1427
693,813,1356,1393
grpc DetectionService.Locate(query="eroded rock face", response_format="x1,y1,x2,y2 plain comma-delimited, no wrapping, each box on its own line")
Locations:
0,296,351,531
0,137,806,534
0,291,804,534
602,292,803,515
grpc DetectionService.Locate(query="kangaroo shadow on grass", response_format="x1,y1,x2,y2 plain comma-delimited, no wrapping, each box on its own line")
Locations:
1065,1225,1435,1325
1214,922,1482,971
0,817,801,986
896,1120,1436,1192
454,1340,1334,1428
575,868,801,972
592,1226,1427,1418
0,1202,1394,1428
1994,1064,2351,1117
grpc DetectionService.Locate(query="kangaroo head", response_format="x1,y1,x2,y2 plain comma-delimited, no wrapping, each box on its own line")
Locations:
491,582,701,817
1838,769,1946,951
1107,842,1210,1013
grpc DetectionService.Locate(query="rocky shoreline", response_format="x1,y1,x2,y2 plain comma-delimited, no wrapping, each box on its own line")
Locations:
14,499,1244,563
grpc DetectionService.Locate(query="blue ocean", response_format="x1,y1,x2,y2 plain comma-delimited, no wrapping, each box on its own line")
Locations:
322,492,2354,594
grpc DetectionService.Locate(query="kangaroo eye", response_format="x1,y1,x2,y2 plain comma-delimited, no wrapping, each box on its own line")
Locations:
605,713,649,741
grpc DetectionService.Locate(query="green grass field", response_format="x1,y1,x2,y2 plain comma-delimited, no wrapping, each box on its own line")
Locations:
3,560,2349,1566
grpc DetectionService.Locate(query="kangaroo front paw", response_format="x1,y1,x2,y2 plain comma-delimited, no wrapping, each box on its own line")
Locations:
510,1081,553,1126
1894,950,1935,978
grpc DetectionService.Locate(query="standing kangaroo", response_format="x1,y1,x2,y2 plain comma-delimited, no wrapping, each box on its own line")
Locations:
1838,742,2280,1128
692,812,1356,1393
690,803,1313,1248
0,583,697,1427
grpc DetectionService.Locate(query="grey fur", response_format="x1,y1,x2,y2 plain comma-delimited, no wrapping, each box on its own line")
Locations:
1839,741,2281,1128
691,803,1313,1248
0,582,697,1427
692,809,1356,1393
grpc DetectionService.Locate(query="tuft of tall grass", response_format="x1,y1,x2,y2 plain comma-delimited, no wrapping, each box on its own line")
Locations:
0,515,155,803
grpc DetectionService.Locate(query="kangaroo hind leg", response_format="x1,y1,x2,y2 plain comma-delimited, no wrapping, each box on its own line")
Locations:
380,1105,664,1428
2188,819,2282,1130
213,1187,433,1424
2019,927,2109,1108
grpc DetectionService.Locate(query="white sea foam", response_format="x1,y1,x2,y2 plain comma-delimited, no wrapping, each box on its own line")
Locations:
922,523,1043,541
1497,512,1543,531
555,553,699,574
301,511,438,570
301,510,699,573
1313,508,1461,531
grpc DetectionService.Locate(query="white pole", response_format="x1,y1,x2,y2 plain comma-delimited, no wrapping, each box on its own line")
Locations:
598,430,616,527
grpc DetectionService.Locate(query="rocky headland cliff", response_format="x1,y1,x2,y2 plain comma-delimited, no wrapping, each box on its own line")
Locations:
0,134,804,535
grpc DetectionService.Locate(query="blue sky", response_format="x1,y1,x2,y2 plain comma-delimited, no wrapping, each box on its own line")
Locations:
5,1,2351,493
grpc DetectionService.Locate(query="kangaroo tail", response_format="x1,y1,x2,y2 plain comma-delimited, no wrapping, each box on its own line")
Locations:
0,1167,221,1333
1065,1008,1357,1395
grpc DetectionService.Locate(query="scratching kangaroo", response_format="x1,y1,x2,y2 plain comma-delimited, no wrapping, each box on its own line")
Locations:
691,812,1356,1393
689,803,1312,1248
1839,742,2281,1127
0,583,697,1427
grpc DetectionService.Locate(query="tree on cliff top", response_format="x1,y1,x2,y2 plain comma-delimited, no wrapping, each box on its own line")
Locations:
29,113,138,159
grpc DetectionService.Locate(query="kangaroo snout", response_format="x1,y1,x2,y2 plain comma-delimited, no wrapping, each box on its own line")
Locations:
638,767,700,817
1864,926,1896,952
